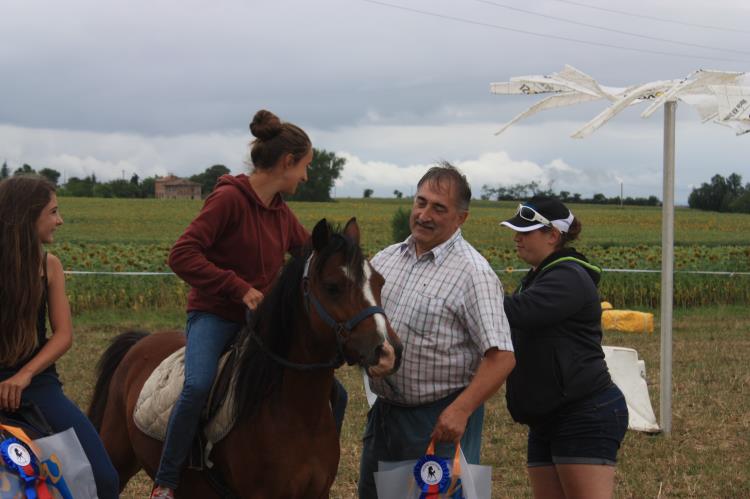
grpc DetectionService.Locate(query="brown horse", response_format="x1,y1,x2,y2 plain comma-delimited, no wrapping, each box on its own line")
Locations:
87,218,403,498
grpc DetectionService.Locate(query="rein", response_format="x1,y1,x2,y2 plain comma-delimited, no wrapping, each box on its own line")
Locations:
251,253,385,371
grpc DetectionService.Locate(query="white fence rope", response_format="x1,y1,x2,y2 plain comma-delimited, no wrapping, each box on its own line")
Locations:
497,268,750,276
63,269,750,277
65,271,174,275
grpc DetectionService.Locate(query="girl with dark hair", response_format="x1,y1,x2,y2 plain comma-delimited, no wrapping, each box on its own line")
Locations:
0,175,119,498
500,197,627,499
151,110,347,498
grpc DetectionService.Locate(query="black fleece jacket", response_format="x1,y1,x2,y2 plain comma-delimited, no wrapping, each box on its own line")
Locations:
503,248,612,425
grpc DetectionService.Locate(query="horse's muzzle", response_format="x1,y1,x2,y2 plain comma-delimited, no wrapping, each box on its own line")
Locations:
366,339,402,377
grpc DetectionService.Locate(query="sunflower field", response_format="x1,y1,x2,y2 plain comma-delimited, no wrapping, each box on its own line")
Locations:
53,197,750,312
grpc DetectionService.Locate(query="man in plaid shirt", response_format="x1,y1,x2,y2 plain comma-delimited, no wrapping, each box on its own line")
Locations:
358,163,516,498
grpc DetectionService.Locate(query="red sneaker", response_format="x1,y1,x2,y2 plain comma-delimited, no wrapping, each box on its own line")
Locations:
150,485,175,499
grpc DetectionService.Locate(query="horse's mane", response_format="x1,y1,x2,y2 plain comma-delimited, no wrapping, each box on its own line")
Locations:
232,223,364,423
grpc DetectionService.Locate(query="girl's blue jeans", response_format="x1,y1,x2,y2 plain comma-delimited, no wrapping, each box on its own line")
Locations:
155,311,242,489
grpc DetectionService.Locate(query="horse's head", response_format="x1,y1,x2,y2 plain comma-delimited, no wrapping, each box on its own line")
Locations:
304,217,402,375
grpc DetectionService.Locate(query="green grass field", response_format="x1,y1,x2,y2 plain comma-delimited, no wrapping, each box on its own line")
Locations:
62,306,749,498
55,197,750,248
43,197,750,496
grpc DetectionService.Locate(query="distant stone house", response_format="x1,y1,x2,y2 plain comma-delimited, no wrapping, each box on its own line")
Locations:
154,175,201,200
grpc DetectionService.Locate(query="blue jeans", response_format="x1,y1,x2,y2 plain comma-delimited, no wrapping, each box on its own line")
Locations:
358,391,485,499
155,311,242,489
0,371,119,499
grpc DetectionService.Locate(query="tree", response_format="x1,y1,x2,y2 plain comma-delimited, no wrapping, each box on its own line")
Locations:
59,176,96,197
363,188,373,198
481,181,550,201
393,190,403,199
190,165,230,197
92,182,114,198
39,168,61,186
139,176,157,198
130,173,140,185
688,173,746,212
729,191,750,214
726,173,744,194
105,179,141,198
480,184,497,200
14,164,35,176
391,207,411,243
591,193,607,204
0,161,9,179
646,195,661,207
287,149,344,202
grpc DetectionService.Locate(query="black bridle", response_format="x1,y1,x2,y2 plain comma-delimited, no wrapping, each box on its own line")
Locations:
251,253,385,371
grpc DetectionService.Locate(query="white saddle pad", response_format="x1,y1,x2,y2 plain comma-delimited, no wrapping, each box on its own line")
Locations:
133,347,238,462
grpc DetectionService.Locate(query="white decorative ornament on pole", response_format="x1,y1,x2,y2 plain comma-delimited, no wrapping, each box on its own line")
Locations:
491,66,750,434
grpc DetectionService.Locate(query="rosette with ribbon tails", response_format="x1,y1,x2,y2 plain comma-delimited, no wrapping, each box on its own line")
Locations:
413,439,465,499
0,432,53,499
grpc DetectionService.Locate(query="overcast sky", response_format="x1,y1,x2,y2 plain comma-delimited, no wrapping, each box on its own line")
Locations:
1,0,748,203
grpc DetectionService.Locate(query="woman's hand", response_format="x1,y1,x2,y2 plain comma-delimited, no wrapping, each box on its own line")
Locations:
242,287,264,310
0,370,32,411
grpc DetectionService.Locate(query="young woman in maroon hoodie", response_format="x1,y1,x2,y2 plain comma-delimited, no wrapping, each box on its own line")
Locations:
151,110,319,499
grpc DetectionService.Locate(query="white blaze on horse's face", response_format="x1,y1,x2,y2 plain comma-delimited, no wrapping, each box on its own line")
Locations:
341,261,388,342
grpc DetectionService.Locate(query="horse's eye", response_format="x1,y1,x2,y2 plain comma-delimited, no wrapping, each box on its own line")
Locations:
323,283,341,296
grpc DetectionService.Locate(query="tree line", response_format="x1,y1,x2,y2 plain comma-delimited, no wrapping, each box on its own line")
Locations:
0,148,344,201
11,155,743,211
688,172,750,214
482,173,750,213
480,181,660,206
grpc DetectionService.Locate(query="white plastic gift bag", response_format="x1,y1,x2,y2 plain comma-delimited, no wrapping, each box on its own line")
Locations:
35,427,98,499
374,440,491,499
0,424,97,498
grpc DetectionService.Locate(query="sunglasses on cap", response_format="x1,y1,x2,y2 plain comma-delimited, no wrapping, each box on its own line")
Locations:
516,204,552,227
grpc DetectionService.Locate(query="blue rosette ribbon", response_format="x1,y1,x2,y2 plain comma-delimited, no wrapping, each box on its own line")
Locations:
413,453,451,498
1,436,41,499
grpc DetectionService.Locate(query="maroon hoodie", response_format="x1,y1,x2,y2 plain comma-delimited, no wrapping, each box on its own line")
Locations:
168,174,309,323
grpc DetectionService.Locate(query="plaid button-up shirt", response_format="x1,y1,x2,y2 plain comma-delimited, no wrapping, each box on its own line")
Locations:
369,229,513,406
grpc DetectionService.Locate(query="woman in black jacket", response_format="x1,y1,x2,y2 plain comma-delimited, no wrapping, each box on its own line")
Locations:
501,197,627,499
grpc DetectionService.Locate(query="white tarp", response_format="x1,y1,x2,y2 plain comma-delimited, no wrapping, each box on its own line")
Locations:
603,345,660,433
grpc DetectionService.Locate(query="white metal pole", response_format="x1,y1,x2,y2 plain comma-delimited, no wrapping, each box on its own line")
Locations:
660,101,676,434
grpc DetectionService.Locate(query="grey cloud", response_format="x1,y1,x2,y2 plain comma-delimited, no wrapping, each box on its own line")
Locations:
0,0,748,202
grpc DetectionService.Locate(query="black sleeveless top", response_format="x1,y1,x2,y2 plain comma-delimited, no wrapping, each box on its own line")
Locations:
0,254,57,376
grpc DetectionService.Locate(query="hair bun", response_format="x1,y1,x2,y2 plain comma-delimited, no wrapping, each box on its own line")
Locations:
249,110,282,141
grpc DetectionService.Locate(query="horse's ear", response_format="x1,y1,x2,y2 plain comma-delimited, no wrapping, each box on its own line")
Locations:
343,217,360,245
312,218,331,251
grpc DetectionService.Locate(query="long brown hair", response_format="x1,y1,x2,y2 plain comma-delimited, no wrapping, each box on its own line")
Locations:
0,175,56,366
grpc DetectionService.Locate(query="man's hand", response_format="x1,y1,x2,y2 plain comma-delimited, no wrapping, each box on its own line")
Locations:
431,403,470,443
430,349,515,444
0,370,32,411
242,287,264,310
